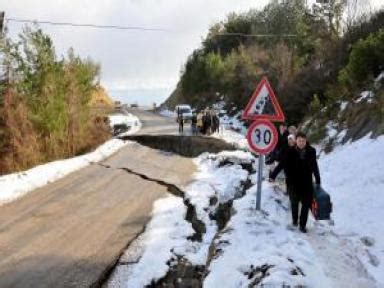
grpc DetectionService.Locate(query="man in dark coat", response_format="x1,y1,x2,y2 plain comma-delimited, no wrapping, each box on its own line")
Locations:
203,110,212,135
266,124,289,165
177,108,184,133
294,131,321,233
269,132,321,233
191,113,198,135
277,124,289,160
269,134,299,225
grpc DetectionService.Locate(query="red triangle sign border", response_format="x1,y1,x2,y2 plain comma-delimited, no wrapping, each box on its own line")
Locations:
242,77,285,122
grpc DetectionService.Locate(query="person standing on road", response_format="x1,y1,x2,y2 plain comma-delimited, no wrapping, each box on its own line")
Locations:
269,134,299,224
212,113,220,134
197,111,203,134
203,109,212,135
177,108,184,133
269,132,321,233
294,131,321,233
266,123,289,165
191,112,198,135
277,124,289,160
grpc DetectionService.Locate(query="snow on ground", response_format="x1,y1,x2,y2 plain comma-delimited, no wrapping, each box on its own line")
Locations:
339,101,349,113
175,151,251,265
0,113,141,206
204,181,333,288
108,121,383,287
220,112,247,134
355,91,375,103
108,150,255,287
213,128,248,150
213,113,249,150
116,196,194,287
109,113,142,136
159,109,174,118
320,134,384,285
109,145,380,287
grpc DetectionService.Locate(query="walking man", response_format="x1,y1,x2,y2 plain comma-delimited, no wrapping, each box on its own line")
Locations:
269,134,299,222
269,132,321,233
294,132,321,233
191,112,198,135
177,108,184,134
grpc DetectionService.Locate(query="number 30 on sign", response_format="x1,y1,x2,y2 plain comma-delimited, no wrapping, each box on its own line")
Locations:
246,119,278,155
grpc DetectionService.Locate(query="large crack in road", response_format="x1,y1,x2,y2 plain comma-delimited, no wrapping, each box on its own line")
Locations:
99,147,257,288
149,160,257,288
95,162,207,287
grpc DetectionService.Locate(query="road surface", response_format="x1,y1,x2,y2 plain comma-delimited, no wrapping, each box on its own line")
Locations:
130,108,191,136
0,109,196,288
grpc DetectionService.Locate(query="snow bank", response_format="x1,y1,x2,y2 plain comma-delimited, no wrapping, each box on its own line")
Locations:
205,182,332,288
110,151,358,287
320,135,384,285
355,91,375,103
0,113,142,206
125,196,194,287
106,122,382,287
108,151,254,287
0,139,128,205
159,109,174,118
212,112,249,150
213,128,248,150
109,113,142,135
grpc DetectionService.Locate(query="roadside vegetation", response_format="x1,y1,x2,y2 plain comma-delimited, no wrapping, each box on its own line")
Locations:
164,0,384,143
0,27,112,174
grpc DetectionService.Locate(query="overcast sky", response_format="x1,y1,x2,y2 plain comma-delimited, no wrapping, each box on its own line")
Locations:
1,0,382,105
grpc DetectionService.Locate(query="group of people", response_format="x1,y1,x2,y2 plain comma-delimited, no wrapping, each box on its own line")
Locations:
195,109,220,135
268,124,321,233
178,108,220,135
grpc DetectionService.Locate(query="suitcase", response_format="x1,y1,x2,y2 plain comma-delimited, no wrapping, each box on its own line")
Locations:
311,185,332,220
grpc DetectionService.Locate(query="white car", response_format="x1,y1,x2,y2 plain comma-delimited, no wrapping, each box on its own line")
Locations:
174,105,193,122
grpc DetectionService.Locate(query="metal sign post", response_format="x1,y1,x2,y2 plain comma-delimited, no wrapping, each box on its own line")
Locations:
256,154,264,210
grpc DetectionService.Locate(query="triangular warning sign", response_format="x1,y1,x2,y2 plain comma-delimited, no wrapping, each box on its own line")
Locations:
242,77,285,122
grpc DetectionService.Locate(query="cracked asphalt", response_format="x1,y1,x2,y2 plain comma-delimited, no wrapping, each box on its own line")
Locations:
0,109,196,288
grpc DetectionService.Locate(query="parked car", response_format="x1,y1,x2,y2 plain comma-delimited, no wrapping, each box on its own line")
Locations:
174,104,193,122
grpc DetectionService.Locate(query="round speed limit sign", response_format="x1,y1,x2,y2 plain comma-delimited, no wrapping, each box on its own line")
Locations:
246,120,278,154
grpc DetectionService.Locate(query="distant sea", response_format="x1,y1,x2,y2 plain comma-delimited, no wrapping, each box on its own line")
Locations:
108,88,172,107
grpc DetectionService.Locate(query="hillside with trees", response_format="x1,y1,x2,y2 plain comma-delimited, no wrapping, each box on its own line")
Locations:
0,27,112,174
164,0,384,143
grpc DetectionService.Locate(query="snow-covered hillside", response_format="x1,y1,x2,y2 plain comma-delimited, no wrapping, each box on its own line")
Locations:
320,135,384,284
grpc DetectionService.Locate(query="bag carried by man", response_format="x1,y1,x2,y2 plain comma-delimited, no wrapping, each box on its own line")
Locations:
311,185,332,220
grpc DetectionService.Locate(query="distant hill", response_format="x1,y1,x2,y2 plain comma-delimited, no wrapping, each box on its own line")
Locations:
90,86,114,108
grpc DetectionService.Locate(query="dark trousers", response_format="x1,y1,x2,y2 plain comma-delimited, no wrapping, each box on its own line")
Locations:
289,186,311,228
178,120,184,133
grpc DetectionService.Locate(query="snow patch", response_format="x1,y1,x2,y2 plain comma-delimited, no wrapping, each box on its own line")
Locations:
205,183,332,288
320,135,384,285
159,109,174,118
339,101,348,113
109,113,142,136
123,196,194,287
355,91,375,104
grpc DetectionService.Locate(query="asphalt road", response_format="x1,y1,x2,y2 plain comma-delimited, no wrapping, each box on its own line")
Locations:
130,108,191,136
0,109,196,288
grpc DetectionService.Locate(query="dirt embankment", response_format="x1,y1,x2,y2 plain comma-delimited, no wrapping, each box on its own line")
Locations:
120,135,236,157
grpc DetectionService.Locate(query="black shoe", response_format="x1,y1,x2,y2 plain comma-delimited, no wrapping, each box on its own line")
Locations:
299,226,307,233
292,221,298,227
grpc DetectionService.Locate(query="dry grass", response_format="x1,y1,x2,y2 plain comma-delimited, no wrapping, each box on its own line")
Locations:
0,88,112,175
